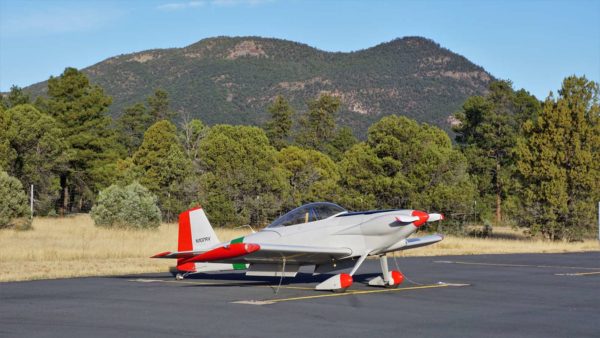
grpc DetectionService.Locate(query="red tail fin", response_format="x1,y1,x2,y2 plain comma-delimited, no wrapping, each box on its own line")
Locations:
176,206,220,272
176,207,198,272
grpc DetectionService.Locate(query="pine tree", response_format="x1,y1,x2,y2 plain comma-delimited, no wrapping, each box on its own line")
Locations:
42,67,122,213
0,85,30,109
339,115,476,231
454,81,539,225
296,94,341,149
0,104,67,214
516,76,599,240
147,89,176,122
324,126,358,161
198,125,288,227
132,120,193,221
179,116,206,172
117,102,152,155
276,146,340,207
265,96,294,150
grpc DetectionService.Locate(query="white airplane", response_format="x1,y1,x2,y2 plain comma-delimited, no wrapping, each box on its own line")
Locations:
153,202,444,292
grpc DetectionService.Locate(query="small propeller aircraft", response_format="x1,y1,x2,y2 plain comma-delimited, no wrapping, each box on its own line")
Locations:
153,202,444,292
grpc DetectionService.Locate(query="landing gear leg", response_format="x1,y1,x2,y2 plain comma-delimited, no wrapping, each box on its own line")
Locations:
175,271,193,280
368,254,404,288
380,254,390,285
315,252,370,292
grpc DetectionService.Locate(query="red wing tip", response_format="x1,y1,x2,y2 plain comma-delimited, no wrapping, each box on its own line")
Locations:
151,251,171,258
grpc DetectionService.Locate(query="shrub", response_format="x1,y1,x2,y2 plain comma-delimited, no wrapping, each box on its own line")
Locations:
91,182,161,229
0,170,30,229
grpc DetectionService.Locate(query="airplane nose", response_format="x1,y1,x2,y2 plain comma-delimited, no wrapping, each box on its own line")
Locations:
411,210,429,227
411,211,444,226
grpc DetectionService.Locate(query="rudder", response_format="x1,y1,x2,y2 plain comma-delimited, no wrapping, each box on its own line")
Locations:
175,207,245,273
177,207,220,272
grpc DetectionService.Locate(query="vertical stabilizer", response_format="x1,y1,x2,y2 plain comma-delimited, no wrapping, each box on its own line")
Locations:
176,207,244,273
177,207,220,272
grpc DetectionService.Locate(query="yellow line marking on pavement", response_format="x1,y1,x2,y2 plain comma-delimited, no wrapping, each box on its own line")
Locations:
555,271,600,276
434,260,600,270
259,283,469,304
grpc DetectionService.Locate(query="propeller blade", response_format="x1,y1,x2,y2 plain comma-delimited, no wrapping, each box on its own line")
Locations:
396,215,420,223
427,213,444,222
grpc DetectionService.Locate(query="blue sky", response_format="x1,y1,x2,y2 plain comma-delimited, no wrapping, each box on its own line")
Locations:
0,0,598,99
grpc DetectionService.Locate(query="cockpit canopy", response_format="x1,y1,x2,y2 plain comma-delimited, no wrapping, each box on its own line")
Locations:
267,202,347,228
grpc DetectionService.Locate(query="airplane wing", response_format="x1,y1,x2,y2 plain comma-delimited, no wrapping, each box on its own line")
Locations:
153,243,353,265
399,234,444,250
373,234,444,255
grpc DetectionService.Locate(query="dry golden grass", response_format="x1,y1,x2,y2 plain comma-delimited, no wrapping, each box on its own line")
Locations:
1,215,598,282
0,215,249,282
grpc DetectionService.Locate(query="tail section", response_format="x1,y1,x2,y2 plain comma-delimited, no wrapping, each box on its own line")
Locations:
177,207,220,272
175,207,246,273
178,207,220,252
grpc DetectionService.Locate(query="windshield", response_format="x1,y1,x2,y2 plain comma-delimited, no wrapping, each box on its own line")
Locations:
267,202,347,228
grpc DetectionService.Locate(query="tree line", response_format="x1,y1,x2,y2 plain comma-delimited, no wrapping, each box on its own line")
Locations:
1,67,598,240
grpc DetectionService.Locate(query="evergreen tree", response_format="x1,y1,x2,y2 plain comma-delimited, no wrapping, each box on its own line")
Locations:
132,120,193,221
147,89,176,121
296,94,341,149
265,95,294,149
198,125,288,227
0,170,30,228
179,116,207,172
276,146,340,208
454,81,539,225
340,115,476,231
516,76,599,240
1,85,30,109
42,67,122,213
324,126,358,161
116,102,152,155
0,104,67,214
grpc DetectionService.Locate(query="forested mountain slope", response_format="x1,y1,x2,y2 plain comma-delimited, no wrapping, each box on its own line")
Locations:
25,36,493,135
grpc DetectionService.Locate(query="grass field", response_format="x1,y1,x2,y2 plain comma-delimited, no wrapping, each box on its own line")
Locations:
0,215,598,282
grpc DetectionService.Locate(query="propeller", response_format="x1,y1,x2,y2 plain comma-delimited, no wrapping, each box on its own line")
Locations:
410,210,444,227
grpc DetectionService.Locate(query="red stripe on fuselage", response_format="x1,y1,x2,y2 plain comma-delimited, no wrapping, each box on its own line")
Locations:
181,243,260,264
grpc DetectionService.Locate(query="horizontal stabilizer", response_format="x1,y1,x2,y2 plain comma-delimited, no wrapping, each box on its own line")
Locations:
151,251,197,259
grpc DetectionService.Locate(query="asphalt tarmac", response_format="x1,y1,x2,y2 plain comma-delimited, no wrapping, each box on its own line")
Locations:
1,252,599,337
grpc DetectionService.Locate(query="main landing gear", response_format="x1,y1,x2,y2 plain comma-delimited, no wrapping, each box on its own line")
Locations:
367,254,404,288
315,253,404,292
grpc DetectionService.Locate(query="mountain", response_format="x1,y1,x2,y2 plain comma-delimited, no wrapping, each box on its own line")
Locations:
25,36,493,136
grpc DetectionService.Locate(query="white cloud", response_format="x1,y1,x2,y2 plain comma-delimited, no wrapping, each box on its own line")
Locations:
0,7,121,38
157,1,206,11
211,0,273,6
156,0,271,11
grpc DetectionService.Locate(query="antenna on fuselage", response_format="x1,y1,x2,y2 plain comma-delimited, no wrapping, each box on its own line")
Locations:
235,224,256,233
